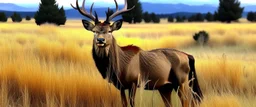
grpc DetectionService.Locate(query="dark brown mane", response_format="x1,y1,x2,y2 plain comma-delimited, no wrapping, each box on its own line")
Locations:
121,45,141,54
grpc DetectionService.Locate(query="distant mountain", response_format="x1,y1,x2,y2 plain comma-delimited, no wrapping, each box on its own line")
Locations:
0,3,37,12
141,3,256,14
141,3,217,14
0,3,256,19
244,5,256,12
0,10,35,18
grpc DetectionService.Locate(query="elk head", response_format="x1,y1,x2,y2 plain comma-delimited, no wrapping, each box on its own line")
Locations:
71,0,135,57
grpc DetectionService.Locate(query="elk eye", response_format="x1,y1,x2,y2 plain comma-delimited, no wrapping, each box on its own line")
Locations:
108,31,112,33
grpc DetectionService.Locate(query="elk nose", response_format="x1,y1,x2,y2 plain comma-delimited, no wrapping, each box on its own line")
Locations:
97,38,105,43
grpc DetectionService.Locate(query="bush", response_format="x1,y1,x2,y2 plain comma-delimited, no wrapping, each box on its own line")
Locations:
205,12,214,22
11,12,22,22
0,12,7,22
182,16,187,22
247,12,256,22
176,16,183,22
168,16,174,22
188,15,196,22
149,13,160,23
25,16,31,21
153,17,160,23
143,12,151,23
193,30,210,45
195,13,204,22
213,11,218,21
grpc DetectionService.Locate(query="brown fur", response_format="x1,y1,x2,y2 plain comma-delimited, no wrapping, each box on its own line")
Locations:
121,45,141,54
87,20,203,107
92,36,203,107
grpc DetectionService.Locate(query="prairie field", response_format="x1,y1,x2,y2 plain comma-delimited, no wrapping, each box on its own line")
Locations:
0,19,256,107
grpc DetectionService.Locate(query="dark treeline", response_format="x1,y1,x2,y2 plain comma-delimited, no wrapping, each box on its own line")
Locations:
122,0,248,23
0,0,254,24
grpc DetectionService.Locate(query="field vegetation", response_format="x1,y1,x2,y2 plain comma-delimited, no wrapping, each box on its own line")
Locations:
0,19,256,107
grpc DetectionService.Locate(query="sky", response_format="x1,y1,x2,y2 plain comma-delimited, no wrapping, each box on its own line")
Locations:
0,0,256,8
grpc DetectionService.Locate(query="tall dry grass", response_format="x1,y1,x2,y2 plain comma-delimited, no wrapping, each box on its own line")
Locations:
0,20,256,107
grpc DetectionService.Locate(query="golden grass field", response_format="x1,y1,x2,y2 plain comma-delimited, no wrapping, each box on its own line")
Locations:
0,19,256,107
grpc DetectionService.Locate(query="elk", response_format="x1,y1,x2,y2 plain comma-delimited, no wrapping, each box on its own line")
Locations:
71,0,203,107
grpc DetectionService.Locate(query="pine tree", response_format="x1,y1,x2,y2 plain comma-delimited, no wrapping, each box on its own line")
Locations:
35,0,66,25
143,12,151,23
11,12,22,22
108,9,114,16
254,12,256,22
213,11,219,21
58,6,66,25
205,12,214,22
122,0,143,24
176,16,182,22
26,16,31,21
217,0,244,23
188,15,196,22
133,2,143,23
0,12,7,22
182,16,187,22
122,13,133,23
247,12,255,22
168,16,174,22
195,13,204,22
150,13,160,23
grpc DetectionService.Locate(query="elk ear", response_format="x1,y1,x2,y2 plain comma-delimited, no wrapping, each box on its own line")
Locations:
82,20,94,31
111,19,123,31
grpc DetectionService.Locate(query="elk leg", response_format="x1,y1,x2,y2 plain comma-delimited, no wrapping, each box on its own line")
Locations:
178,84,192,107
121,88,128,107
129,83,137,107
158,84,173,107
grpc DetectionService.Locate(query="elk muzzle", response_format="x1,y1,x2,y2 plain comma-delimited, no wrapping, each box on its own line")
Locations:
96,38,106,47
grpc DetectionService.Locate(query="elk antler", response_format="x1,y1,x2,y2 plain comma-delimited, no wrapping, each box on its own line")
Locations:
106,0,135,22
71,0,97,22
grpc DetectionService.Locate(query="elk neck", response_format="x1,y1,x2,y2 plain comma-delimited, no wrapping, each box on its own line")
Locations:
92,37,134,88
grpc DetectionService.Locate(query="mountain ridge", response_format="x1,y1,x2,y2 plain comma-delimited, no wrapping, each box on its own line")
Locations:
1,2,256,13
0,2,255,19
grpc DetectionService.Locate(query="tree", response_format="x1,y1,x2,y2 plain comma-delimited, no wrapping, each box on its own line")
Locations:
254,12,256,22
26,16,31,21
34,0,66,25
11,12,22,22
150,13,160,23
133,2,143,23
193,31,210,46
247,12,255,22
213,11,219,21
217,0,244,23
58,6,66,25
143,12,151,23
107,9,114,16
176,16,183,22
195,13,204,22
122,0,143,24
168,16,174,22
205,12,214,22
182,16,187,22
188,15,196,22
0,12,7,22
153,17,160,23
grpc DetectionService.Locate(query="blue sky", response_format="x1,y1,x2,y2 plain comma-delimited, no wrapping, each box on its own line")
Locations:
0,0,255,8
